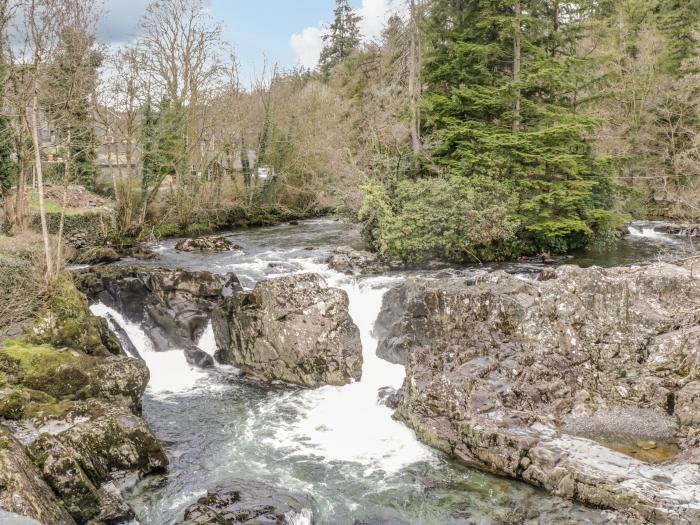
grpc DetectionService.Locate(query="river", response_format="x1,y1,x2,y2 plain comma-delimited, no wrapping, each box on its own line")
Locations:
90,218,692,525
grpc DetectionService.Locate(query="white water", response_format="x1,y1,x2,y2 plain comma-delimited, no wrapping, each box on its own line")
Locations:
90,303,208,396
90,259,435,476
263,273,436,474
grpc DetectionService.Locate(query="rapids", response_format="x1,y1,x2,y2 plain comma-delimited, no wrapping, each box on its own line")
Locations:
89,218,690,524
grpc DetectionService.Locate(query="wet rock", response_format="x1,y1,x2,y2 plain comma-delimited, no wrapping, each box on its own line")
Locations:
213,273,362,387
178,481,313,525
27,400,166,524
376,387,400,409
105,313,142,359
184,346,215,368
88,356,150,411
74,265,233,352
118,245,159,260
390,263,700,522
0,426,75,525
655,223,700,237
374,278,433,365
327,246,391,276
175,235,237,253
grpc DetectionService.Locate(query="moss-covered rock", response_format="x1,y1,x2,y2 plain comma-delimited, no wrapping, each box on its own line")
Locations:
71,247,120,265
0,341,148,414
0,387,30,420
0,426,75,525
29,274,122,357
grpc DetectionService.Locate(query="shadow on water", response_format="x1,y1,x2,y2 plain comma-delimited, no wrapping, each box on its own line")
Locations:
117,218,693,525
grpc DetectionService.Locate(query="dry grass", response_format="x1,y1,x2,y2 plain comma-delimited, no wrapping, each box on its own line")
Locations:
0,231,70,337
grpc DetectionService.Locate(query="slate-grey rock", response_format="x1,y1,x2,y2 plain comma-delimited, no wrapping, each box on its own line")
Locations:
213,273,362,387
74,265,234,352
389,263,700,523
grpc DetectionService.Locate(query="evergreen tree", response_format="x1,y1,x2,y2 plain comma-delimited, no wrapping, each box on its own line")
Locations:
657,0,700,75
319,0,361,76
140,97,160,204
418,0,621,255
0,115,16,194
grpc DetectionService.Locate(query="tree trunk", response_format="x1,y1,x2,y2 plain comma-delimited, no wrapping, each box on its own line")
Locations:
55,130,70,275
513,0,522,132
409,0,421,155
29,92,53,279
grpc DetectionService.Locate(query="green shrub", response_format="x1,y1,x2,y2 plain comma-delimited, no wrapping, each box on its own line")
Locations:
361,175,521,263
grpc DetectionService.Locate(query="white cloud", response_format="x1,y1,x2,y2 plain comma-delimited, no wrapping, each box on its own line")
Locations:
290,25,324,69
358,0,402,43
290,0,407,68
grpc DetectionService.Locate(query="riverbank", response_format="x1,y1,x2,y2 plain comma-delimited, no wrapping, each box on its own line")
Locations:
1,218,698,524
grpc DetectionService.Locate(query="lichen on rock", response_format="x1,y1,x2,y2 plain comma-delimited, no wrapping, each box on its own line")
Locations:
212,273,362,387
384,263,700,522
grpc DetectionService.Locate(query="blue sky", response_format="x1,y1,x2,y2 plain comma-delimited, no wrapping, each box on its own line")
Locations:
97,0,403,83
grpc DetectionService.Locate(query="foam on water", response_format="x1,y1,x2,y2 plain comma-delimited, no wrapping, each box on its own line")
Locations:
90,303,208,395
261,265,436,474
197,322,216,356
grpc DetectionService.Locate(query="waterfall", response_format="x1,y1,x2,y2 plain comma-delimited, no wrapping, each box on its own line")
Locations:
90,303,207,395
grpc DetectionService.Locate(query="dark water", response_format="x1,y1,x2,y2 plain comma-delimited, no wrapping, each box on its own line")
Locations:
103,218,691,525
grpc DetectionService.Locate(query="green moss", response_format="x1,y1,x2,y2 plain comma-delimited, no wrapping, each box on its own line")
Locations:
30,274,120,357
0,387,28,419
0,341,94,399
73,246,120,265
22,399,75,421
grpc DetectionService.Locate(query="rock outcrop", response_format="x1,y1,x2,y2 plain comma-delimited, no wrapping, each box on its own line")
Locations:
373,278,434,365
71,247,121,266
177,481,313,525
75,265,235,352
384,263,700,523
213,273,362,387
0,427,75,525
1,277,167,524
175,235,240,253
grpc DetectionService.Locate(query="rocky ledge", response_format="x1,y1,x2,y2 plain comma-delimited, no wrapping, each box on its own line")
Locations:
213,273,362,387
0,275,167,524
380,263,700,523
74,264,237,353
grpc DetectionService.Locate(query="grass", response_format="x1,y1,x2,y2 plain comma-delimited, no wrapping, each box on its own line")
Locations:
27,190,80,216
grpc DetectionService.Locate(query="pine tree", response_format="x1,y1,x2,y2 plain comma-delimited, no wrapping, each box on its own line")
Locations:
657,0,700,75
319,0,361,76
420,0,621,254
140,97,160,205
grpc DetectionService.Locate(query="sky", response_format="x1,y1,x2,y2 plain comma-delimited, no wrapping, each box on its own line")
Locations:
96,0,405,84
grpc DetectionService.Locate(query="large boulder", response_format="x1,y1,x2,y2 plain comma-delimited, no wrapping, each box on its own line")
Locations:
387,263,700,523
175,235,239,253
74,265,236,352
0,341,149,416
177,481,313,525
30,275,123,358
327,246,390,275
212,273,362,387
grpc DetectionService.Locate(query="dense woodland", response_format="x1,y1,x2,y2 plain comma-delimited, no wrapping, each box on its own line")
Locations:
1,0,700,268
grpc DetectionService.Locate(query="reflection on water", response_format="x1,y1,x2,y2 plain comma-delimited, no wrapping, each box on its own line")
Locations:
106,218,692,524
